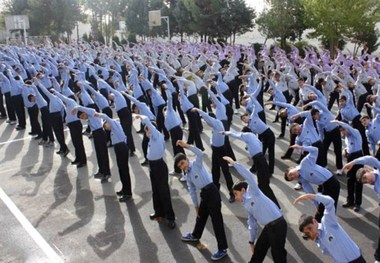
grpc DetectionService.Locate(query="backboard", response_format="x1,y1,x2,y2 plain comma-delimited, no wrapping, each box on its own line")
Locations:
5,15,30,31
149,10,161,27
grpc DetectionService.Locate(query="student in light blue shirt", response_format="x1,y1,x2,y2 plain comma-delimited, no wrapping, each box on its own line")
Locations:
295,194,365,263
224,157,287,263
175,140,228,261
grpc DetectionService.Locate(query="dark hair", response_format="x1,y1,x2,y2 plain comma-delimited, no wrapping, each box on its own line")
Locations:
310,108,320,116
360,115,370,121
232,181,248,191
240,113,249,120
208,112,216,118
27,94,35,102
298,214,314,232
241,126,252,133
366,94,374,103
174,153,187,169
284,167,293,182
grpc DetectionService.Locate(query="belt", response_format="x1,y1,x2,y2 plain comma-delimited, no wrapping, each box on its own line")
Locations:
266,216,284,227
347,150,363,158
148,158,164,163
201,183,214,191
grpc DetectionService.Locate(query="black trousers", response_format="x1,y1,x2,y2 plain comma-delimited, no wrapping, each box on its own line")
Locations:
315,176,340,222
156,104,169,139
92,128,111,175
323,127,343,169
349,255,366,263
0,91,6,116
199,87,212,113
222,120,236,161
169,125,185,173
375,210,380,261
228,78,240,109
67,120,87,164
251,153,280,208
4,92,16,121
149,158,175,220
211,146,234,197
328,91,340,110
186,109,204,151
102,106,113,143
258,128,275,174
352,115,370,156
192,183,228,250
49,112,68,152
249,217,287,263
27,105,42,135
40,106,54,142
117,107,135,152
172,91,187,125
301,140,326,167
11,94,26,128
347,151,363,206
114,142,132,195
84,103,98,133
357,93,372,118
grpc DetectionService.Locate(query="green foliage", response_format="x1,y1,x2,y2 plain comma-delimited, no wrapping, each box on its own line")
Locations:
128,32,137,43
82,32,89,42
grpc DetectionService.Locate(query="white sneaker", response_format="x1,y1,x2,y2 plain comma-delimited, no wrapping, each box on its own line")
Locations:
179,175,187,182
294,183,302,190
375,261,380,263
336,169,342,175
9,120,17,125
234,109,239,114
169,171,182,176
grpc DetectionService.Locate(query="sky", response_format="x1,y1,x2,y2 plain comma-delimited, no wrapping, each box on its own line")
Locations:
245,0,267,13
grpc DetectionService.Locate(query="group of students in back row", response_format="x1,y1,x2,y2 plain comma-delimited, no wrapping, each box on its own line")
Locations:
1,40,380,262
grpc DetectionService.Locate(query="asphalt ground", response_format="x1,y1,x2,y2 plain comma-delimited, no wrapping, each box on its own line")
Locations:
0,103,378,263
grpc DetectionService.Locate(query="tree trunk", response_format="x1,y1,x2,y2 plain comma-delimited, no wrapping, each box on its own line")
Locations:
280,35,286,50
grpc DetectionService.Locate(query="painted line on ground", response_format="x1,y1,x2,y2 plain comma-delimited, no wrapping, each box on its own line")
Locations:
0,187,63,262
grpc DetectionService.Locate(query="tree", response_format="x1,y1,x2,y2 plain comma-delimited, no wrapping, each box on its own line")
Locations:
125,0,149,37
301,0,380,57
227,0,256,44
257,0,306,48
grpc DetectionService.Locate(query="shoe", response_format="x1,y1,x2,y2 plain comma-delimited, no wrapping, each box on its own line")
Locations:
16,126,25,130
34,135,42,140
136,129,144,134
101,174,111,183
45,141,54,147
94,172,104,179
167,220,176,229
169,171,182,176
228,196,235,203
0,115,6,119
56,150,64,155
129,151,135,157
62,149,70,157
107,141,113,147
354,205,361,212
82,131,91,136
375,260,380,263
116,190,124,196
28,132,36,135
149,213,161,221
9,120,17,125
181,232,198,242
182,122,187,128
233,109,239,114
6,120,11,123
76,163,86,168
141,160,149,166
211,249,228,261
179,175,187,182
336,169,342,176
38,139,47,145
296,158,302,164
277,134,284,139
281,155,291,160
71,160,80,165
119,194,132,202
342,203,354,208
88,134,93,139
294,183,303,190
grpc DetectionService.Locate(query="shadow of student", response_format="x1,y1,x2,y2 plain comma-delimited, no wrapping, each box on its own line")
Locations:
34,161,73,228
58,170,94,236
87,195,125,260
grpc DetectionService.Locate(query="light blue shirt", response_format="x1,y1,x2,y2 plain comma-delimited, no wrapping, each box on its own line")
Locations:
273,101,299,124
21,86,36,108
178,81,194,113
30,85,47,108
208,89,227,121
141,117,165,161
340,89,360,122
37,81,65,114
339,122,362,153
55,92,80,124
126,94,155,121
295,111,320,146
98,114,127,145
314,194,361,263
198,110,225,147
309,101,338,133
185,145,213,207
353,156,380,199
225,131,262,157
76,106,103,131
248,109,269,135
164,90,181,130
233,162,282,242
84,83,109,110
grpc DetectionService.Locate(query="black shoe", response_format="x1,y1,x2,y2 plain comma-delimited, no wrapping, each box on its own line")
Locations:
354,205,361,212
129,151,135,157
281,155,291,160
119,195,132,202
56,150,64,155
29,132,37,135
141,160,149,166
62,149,70,157
149,213,161,220
0,115,7,119
167,220,176,229
76,163,86,168
342,203,354,208
34,135,43,140
136,129,144,134
277,134,284,139
101,174,111,183
16,126,25,130
228,196,235,203
116,190,124,196
71,160,80,165
94,172,104,179
296,159,302,164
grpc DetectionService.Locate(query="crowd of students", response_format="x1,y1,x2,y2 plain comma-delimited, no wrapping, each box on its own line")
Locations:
1,39,380,262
